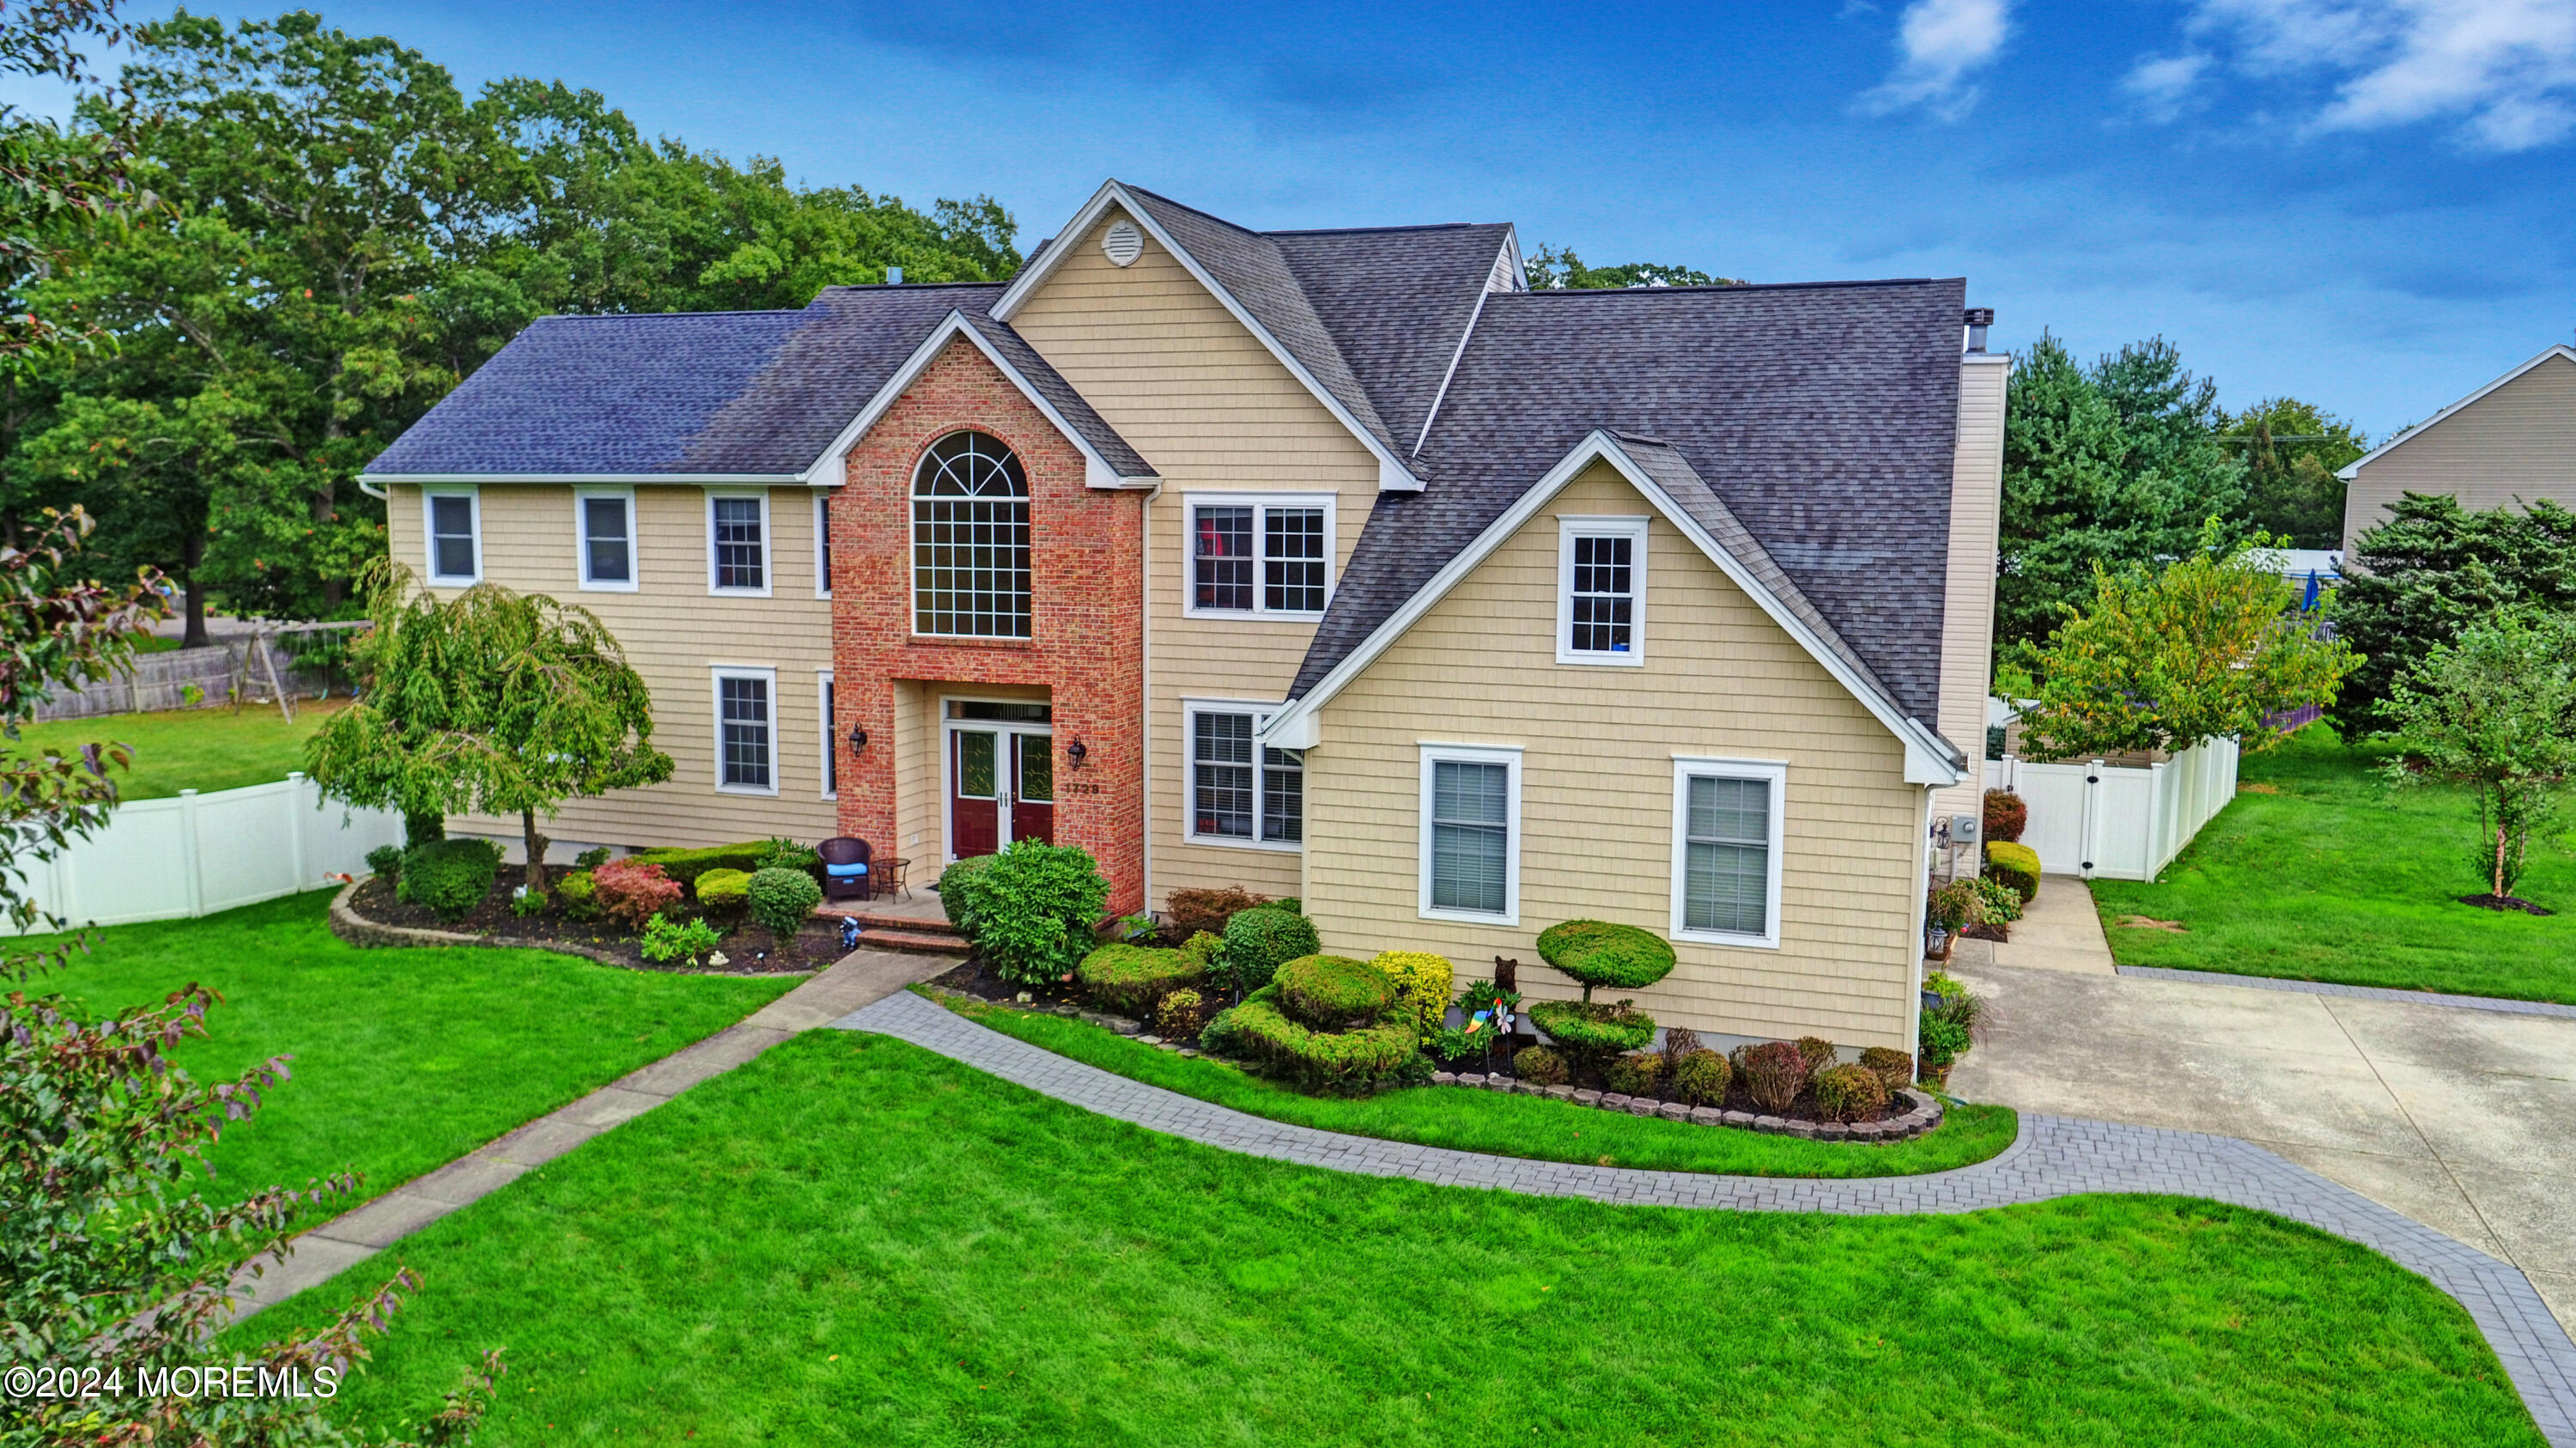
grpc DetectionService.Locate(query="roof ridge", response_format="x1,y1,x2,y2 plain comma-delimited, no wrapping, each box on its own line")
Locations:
1115,181,1267,239
529,307,813,322
1264,222,1501,237
1511,277,1945,296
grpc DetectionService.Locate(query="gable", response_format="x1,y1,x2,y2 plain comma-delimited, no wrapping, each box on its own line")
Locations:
2348,349,2576,487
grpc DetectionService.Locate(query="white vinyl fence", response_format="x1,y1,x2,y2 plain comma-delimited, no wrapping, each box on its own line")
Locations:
1991,736,2240,881
9,773,404,933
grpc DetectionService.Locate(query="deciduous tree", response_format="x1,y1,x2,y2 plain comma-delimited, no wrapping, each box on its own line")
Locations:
2376,611,2576,905
2225,397,2366,550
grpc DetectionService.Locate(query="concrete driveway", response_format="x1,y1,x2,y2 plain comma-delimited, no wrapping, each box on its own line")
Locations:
1949,876,2576,1335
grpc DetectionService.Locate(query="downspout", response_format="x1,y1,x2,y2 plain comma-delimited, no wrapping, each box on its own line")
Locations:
1906,786,1934,1071
1140,481,1160,912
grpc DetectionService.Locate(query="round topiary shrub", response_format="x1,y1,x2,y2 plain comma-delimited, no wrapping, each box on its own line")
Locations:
1527,999,1656,1063
1605,1051,1663,1097
1512,1044,1569,1086
956,842,1112,988
1732,1040,1808,1114
1223,906,1318,993
694,867,753,921
1077,942,1206,1019
1535,920,1676,1002
1857,1046,1915,1091
1983,788,2027,844
1813,1062,1891,1123
1224,984,1417,1094
1794,1036,1838,1075
1670,1049,1730,1106
555,868,601,922
1366,950,1454,1039
365,843,404,882
937,854,1001,932
396,837,502,921
747,866,823,948
1983,841,2041,903
1276,954,1395,1031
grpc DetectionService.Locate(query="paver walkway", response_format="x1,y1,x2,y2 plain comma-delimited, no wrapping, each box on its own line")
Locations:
836,988,2576,1446
219,945,954,1324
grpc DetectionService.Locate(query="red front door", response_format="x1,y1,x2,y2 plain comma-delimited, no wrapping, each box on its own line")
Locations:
1012,733,1054,846
951,728,999,859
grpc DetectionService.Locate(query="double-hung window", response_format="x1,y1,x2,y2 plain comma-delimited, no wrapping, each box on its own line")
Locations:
577,490,635,590
1187,495,1333,618
712,667,776,794
424,490,479,585
1185,703,1301,846
1419,744,1520,923
815,494,834,598
818,672,837,800
708,492,769,595
1557,516,1647,665
1670,757,1784,947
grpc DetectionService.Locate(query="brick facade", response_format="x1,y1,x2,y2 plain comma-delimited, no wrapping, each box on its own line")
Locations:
829,337,1147,914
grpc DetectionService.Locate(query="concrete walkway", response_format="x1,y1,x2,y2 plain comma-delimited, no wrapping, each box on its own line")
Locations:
221,946,953,1323
837,989,2576,1445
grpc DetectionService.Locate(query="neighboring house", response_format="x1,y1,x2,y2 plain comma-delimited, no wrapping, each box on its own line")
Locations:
362,179,2006,1051
2339,344,2576,549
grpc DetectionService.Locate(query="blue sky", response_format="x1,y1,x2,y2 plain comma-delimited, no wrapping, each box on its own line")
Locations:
20,0,2576,436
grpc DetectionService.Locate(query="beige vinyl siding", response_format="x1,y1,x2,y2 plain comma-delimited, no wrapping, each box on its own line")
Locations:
2344,351,2576,550
1930,354,2008,824
386,482,836,856
1303,463,1923,1047
1009,204,1380,908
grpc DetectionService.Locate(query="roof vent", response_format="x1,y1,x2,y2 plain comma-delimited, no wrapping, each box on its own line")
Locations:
1102,220,1144,267
886,266,903,285
1964,307,1993,353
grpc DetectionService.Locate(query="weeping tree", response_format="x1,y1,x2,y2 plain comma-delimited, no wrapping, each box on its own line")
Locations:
307,563,674,892
2377,611,2576,906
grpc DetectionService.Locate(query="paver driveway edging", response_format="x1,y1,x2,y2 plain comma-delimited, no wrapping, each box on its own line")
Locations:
837,988,2576,1446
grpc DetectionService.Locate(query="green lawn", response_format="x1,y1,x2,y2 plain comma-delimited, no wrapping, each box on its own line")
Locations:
234,1030,2543,1446
40,889,795,1220
2089,726,2576,1005
939,990,2019,1178
10,700,343,800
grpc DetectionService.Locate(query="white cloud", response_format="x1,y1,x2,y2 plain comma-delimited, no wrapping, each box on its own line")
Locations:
1856,0,2014,121
2123,51,2215,119
2186,0,2576,149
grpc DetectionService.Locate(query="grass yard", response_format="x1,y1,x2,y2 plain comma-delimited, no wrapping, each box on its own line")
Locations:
939,990,2020,1177
9,699,345,800
2088,727,2576,1005
234,1030,2544,1447
39,889,794,1221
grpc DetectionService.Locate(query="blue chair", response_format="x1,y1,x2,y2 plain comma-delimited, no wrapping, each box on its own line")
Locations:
819,837,873,903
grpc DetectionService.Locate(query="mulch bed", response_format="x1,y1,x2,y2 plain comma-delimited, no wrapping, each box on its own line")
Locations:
345,875,848,974
927,954,1085,1008
2458,893,2555,916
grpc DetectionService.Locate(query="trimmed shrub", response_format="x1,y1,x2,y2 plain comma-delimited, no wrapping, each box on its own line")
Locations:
755,837,821,878
959,841,1112,988
1078,943,1206,1019
364,844,404,882
574,846,611,869
748,866,823,948
938,855,1001,932
1276,954,1395,1031
1670,1049,1730,1106
1367,950,1454,1039
1814,1062,1891,1123
1535,920,1676,1001
1223,906,1318,993
1919,1014,1971,1069
556,869,601,922
1858,1046,1915,1091
1984,841,2042,903
592,858,683,930
396,837,502,921
1983,788,2027,844
1512,1045,1569,1086
1199,1005,1249,1058
629,842,769,889
1660,1025,1704,1079
1157,988,1213,1041
1273,897,1302,916
1527,999,1656,1062
1224,985,1417,1093
1605,1052,1663,1097
1794,1036,1838,1075
1164,885,1269,940
1733,1041,1807,1114
695,867,753,920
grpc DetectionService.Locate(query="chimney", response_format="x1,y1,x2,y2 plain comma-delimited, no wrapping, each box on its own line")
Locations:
1964,307,1993,354
887,266,904,285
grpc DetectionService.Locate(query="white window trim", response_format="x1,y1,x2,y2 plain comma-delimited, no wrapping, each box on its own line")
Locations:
1556,514,1648,666
1417,741,1522,926
817,669,838,801
1668,755,1786,950
573,486,638,593
1181,697,1301,853
814,492,834,599
1180,491,1338,621
709,665,781,797
706,490,773,598
422,487,481,586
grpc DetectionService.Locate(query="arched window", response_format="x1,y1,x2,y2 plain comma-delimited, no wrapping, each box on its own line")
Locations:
912,431,1032,637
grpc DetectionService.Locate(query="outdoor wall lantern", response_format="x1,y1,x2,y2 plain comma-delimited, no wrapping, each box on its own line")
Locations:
1065,738,1088,767
847,726,868,752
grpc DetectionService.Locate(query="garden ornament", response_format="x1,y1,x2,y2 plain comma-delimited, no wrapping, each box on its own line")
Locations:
840,916,862,952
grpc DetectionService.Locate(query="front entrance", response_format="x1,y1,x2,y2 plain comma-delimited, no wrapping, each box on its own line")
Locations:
945,699,1053,861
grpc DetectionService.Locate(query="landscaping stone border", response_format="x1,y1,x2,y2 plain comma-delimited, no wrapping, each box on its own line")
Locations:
1427,1069,1942,1141
2115,964,2576,1020
326,879,808,977
841,988,2576,1447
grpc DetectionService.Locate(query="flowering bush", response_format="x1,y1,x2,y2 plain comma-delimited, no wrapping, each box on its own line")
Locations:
592,857,682,930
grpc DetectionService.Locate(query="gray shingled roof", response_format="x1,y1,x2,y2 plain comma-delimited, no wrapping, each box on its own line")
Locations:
1291,279,1966,726
367,284,1151,481
1268,223,1515,454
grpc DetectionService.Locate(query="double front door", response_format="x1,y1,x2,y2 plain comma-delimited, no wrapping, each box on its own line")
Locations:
949,721,1053,859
